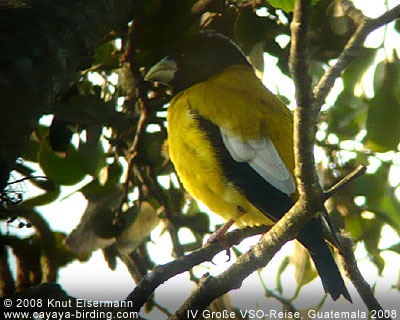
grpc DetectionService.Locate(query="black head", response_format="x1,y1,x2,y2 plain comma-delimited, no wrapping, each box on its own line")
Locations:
145,31,250,93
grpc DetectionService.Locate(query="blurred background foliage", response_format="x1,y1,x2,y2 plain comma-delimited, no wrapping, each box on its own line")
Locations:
1,0,400,314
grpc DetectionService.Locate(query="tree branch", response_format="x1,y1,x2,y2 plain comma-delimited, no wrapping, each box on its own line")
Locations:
313,2,400,110
125,225,270,312
338,235,390,319
171,201,311,319
117,22,150,228
289,0,321,200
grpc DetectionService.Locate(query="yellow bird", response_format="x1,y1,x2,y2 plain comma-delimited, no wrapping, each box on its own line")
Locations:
146,31,351,302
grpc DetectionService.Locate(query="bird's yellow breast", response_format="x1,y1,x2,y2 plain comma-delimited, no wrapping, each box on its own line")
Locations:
167,65,295,227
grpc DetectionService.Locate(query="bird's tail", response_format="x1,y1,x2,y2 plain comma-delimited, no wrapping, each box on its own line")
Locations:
297,218,352,302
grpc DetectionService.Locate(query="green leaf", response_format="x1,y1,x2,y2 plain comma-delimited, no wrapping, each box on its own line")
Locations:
89,205,125,239
234,8,268,54
93,41,120,70
21,135,41,162
19,186,61,208
39,139,86,186
394,19,400,34
396,271,400,292
385,242,400,255
370,254,385,275
366,55,400,152
30,177,57,192
178,211,210,235
342,48,376,90
309,1,356,63
328,91,366,139
373,59,387,92
78,125,106,177
167,179,185,212
21,125,49,162
366,91,400,152
267,0,319,13
136,131,167,173
53,95,122,127
363,218,385,274
328,48,375,139
78,140,105,177
267,0,295,13
345,213,385,272
293,242,318,291
376,194,400,237
79,164,123,202
133,0,198,67
100,160,124,187
345,215,363,241
52,232,87,266
354,164,390,207
275,256,290,294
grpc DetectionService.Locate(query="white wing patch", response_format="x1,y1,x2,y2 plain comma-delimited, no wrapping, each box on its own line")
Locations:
221,128,296,195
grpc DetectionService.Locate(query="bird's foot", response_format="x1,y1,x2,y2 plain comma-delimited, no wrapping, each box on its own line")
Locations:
207,218,235,244
207,219,236,261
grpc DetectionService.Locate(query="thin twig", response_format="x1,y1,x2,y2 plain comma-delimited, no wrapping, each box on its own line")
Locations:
256,271,301,319
153,300,172,317
117,22,150,219
7,176,49,185
338,235,391,320
324,164,367,200
120,25,184,258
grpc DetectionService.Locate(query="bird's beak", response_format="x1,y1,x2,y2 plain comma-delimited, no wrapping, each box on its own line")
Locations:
145,56,177,86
